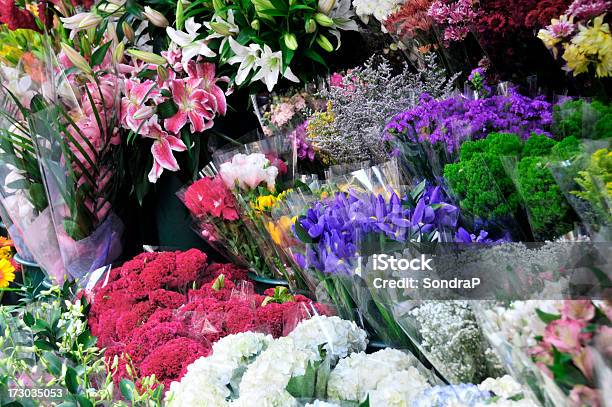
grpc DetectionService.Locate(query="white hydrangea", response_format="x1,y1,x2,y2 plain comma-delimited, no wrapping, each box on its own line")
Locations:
478,375,523,399
230,389,298,407
305,401,341,407
287,315,368,361
236,337,321,405
165,332,272,406
369,368,431,406
351,0,400,23
327,349,421,402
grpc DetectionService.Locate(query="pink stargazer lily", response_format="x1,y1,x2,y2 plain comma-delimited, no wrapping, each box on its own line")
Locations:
185,61,228,116
144,116,188,183
164,77,216,134
121,79,163,134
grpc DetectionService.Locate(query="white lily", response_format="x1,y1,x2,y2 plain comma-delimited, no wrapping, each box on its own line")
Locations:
227,37,262,85
61,12,102,33
166,18,216,67
329,0,358,31
250,44,299,92
204,9,239,51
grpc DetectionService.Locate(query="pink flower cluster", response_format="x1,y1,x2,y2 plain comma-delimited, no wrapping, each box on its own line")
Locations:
119,51,228,183
529,300,612,407
88,249,330,389
428,0,480,43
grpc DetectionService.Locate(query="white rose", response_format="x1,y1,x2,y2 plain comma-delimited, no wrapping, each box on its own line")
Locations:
478,376,523,399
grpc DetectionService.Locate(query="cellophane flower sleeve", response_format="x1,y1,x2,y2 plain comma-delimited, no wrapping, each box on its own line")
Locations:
211,134,307,287
28,39,124,284
0,69,65,283
178,173,272,277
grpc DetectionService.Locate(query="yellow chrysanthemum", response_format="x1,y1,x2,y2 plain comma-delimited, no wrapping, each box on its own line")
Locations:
251,195,277,212
563,43,590,76
572,15,611,56
537,28,561,50
0,258,16,288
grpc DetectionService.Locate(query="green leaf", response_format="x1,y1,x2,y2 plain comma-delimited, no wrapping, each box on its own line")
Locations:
23,312,35,327
293,218,313,244
77,330,97,348
29,94,47,113
157,99,179,119
303,48,327,67
120,378,135,401
314,355,331,399
286,361,316,398
42,351,62,376
536,309,561,324
90,41,113,67
359,396,370,407
34,339,56,351
76,395,94,407
65,367,79,394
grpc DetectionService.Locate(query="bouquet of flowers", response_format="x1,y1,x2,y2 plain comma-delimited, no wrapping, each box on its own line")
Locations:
179,173,274,277
0,54,65,282
175,0,359,93
476,299,612,407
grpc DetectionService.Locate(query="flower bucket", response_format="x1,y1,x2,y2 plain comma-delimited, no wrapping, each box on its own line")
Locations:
247,271,289,294
13,253,46,296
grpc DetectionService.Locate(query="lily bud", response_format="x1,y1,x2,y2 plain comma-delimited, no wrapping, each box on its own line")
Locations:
209,21,231,36
126,49,167,65
318,0,336,15
157,65,169,81
212,0,225,13
132,105,155,120
143,6,169,28
250,19,260,30
112,41,125,63
283,33,298,51
122,21,134,43
97,2,122,15
305,18,316,33
175,0,184,30
60,12,102,31
61,43,92,74
313,12,334,27
316,34,334,52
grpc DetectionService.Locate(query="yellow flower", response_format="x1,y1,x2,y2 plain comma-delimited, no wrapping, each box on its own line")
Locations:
562,43,590,76
0,246,12,262
276,189,293,202
251,195,277,212
0,258,16,288
266,216,296,246
572,15,611,56
537,28,561,50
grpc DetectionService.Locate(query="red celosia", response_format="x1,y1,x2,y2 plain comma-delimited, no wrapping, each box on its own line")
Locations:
89,249,328,389
183,176,239,221
139,337,211,389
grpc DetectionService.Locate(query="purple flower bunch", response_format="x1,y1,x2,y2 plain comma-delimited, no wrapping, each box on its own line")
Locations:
290,121,315,161
384,91,553,152
295,185,472,274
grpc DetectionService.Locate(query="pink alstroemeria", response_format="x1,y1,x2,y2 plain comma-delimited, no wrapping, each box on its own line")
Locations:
121,79,163,134
542,318,591,354
186,61,228,116
164,78,216,134
143,116,187,183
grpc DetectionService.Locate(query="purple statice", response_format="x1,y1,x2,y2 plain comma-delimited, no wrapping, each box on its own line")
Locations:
384,91,553,152
294,185,466,275
566,0,611,20
290,121,315,161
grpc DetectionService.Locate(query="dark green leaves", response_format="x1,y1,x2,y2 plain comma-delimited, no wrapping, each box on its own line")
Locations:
120,378,136,401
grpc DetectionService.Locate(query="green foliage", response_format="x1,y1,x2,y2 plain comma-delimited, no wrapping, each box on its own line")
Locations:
516,156,575,240
445,131,583,240
445,133,522,219
552,99,612,140
572,148,612,223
